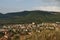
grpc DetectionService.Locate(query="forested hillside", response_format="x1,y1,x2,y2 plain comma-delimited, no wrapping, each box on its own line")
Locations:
0,10,60,24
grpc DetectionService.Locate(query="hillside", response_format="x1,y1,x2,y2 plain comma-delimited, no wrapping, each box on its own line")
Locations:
0,10,60,24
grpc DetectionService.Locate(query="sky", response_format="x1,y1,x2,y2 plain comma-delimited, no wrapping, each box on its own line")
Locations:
0,0,60,14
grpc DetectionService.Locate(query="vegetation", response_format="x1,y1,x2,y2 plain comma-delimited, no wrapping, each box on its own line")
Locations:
10,27,59,40
0,32,5,38
0,10,60,24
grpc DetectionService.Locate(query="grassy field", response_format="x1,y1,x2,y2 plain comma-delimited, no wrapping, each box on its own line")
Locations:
11,27,60,40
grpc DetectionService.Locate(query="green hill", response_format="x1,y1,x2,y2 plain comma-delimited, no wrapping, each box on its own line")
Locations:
0,10,60,24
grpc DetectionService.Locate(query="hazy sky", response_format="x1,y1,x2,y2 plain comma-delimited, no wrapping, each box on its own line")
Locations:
0,0,60,13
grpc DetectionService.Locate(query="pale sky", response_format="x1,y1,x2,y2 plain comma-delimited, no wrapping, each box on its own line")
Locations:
0,0,60,14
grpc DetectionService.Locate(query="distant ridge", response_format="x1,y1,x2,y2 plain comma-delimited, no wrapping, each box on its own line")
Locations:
0,10,60,24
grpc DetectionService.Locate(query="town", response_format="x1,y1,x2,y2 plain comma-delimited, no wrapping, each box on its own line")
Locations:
0,22,60,40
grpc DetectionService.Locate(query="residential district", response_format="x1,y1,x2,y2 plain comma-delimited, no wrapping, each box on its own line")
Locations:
0,22,60,40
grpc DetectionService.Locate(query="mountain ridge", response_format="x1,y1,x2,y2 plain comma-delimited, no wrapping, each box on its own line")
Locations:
0,10,60,24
